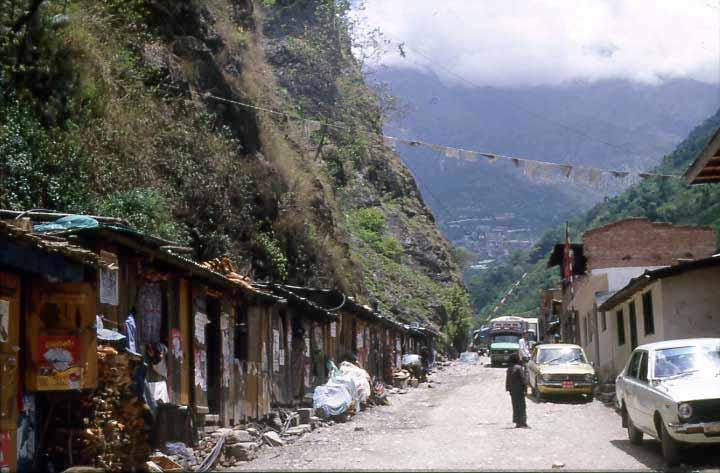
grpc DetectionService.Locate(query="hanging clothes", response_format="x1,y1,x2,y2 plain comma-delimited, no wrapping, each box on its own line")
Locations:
125,312,137,353
136,283,162,346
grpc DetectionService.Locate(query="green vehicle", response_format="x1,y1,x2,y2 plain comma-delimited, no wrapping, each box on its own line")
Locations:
488,316,527,367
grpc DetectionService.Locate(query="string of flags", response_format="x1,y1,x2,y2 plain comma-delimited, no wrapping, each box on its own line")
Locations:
194,89,681,190
492,272,529,315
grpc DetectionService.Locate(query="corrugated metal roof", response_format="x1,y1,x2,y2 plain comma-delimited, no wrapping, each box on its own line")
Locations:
0,220,104,268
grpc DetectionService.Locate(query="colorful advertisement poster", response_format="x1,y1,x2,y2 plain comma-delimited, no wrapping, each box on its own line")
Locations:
0,431,11,468
170,328,183,363
36,335,82,390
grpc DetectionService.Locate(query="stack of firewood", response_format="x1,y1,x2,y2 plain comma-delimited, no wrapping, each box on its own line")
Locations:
81,345,152,471
201,256,238,274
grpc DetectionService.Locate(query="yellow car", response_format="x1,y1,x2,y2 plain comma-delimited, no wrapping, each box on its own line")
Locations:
527,344,597,400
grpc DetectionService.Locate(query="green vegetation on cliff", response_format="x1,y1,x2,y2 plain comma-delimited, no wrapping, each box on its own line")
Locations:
0,0,468,334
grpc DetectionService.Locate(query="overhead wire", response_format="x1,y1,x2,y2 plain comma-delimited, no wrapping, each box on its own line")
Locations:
162,83,681,181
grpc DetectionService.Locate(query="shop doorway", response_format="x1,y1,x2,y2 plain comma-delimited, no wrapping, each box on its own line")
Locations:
205,298,221,414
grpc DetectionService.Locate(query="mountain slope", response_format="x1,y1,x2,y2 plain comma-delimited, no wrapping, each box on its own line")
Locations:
468,106,720,321
0,0,465,330
373,67,718,233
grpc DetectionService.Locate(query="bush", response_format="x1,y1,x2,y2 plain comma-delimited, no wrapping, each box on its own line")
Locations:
0,98,91,211
96,188,188,243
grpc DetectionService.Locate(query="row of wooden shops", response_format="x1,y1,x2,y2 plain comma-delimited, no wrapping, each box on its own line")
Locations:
0,212,438,472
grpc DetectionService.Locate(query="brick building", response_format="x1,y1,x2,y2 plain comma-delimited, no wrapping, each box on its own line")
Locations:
547,218,716,382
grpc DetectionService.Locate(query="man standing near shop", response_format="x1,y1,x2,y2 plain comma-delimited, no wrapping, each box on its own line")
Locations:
505,353,528,428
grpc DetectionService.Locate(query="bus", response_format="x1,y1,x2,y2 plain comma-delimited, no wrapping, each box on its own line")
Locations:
488,316,528,366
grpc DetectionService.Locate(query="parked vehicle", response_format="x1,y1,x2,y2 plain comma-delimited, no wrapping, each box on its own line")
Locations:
473,326,491,356
488,316,527,366
527,344,597,400
615,338,720,466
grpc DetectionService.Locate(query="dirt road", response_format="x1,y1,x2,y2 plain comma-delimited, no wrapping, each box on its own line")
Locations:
236,359,720,470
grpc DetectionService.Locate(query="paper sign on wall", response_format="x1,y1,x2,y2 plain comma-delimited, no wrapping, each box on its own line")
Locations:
314,325,323,351
194,312,208,343
304,336,311,357
273,329,280,372
356,331,364,349
170,328,183,362
194,351,207,391
330,322,336,338
0,299,9,343
279,349,285,367
99,267,119,306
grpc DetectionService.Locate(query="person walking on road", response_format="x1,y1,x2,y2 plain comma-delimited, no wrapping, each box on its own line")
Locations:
506,353,528,428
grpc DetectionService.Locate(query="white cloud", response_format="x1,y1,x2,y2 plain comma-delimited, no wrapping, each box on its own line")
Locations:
358,0,720,87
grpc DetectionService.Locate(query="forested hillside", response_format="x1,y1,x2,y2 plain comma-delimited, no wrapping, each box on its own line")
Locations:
469,107,720,322
0,0,470,340
377,68,718,233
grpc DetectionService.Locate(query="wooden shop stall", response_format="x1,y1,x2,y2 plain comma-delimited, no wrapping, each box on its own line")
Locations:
0,219,104,473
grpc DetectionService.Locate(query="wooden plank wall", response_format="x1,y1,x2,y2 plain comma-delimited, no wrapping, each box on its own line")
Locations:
0,271,20,473
178,279,191,406
191,284,208,412
219,299,235,426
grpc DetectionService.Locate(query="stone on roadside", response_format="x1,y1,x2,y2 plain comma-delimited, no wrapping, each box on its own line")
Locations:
226,430,253,445
263,431,285,447
297,408,313,424
552,462,565,468
225,442,258,461
285,425,311,436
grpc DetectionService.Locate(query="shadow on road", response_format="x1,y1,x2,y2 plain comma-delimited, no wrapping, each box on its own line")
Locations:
526,394,593,405
610,439,720,469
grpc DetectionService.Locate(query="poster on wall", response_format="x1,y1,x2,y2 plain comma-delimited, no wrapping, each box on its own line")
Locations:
99,267,118,306
356,331,364,349
0,299,9,343
330,322,336,338
272,329,280,373
194,312,208,343
36,335,83,390
170,328,183,362
314,325,323,351
304,336,311,357
0,431,10,468
194,351,207,391
279,349,285,366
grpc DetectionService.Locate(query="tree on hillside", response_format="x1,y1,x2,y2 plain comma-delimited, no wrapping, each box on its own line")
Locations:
442,285,473,354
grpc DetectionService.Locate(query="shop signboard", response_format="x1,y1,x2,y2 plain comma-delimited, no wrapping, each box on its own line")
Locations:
36,335,82,390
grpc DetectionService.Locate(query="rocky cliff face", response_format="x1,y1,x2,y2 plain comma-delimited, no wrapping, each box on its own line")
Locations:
0,0,464,328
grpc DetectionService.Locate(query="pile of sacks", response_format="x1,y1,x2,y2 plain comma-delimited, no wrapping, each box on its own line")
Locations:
312,361,372,419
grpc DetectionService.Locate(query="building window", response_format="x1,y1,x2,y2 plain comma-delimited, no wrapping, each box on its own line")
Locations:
616,310,625,346
601,310,607,332
642,291,655,336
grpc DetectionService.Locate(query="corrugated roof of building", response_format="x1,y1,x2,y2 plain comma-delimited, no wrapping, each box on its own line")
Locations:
0,219,104,268
598,255,720,311
684,127,720,185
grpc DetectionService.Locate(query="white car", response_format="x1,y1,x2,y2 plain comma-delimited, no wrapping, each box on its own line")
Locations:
615,338,720,465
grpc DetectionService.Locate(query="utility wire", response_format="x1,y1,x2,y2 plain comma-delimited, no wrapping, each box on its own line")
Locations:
163,84,681,180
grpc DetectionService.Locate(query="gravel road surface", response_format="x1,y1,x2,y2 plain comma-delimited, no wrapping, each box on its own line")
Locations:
235,359,720,471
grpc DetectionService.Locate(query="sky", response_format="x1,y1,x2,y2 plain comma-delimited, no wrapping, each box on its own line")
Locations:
358,0,720,87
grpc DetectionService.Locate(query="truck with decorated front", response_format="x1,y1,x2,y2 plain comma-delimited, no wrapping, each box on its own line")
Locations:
488,316,528,366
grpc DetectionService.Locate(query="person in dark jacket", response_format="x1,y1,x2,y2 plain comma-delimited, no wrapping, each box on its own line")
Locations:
505,353,528,428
